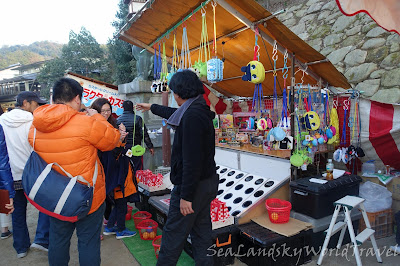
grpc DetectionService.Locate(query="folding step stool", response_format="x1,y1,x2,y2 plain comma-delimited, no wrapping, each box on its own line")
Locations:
317,195,382,266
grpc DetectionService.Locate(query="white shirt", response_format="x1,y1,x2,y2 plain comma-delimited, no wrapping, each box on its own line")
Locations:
0,109,34,181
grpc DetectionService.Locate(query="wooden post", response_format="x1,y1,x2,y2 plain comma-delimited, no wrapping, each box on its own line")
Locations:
162,92,171,167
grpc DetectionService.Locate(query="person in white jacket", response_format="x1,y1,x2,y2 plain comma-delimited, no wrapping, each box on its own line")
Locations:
0,91,49,258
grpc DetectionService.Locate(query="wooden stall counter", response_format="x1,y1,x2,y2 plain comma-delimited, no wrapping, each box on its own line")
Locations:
216,143,291,159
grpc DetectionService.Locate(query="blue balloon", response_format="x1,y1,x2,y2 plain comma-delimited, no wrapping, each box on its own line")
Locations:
312,139,318,146
326,128,333,138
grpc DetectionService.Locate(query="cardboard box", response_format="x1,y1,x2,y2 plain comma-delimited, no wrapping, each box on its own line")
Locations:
392,198,400,214
387,177,400,201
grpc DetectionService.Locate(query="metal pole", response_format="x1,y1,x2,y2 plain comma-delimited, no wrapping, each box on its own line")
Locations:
222,59,330,81
290,53,297,181
162,92,171,166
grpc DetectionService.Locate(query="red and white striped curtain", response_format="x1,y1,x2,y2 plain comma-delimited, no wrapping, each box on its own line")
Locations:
336,0,400,35
359,98,400,170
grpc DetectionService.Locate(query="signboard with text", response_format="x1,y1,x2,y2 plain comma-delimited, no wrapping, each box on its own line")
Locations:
65,74,125,116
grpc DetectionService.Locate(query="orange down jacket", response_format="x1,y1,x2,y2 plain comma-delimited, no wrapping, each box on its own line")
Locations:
28,104,120,215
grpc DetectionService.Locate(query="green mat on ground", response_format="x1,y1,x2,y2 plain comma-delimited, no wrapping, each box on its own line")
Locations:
122,219,195,266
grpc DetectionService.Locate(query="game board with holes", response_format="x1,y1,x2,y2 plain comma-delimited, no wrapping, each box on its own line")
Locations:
215,164,287,221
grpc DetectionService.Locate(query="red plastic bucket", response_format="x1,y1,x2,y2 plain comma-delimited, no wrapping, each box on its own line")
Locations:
133,211,152,229
137,219,158,240
126,205,133,221
265,198,292,224
152,235,162,258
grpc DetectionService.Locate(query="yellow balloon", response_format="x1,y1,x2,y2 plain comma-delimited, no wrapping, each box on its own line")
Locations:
329,108,340,146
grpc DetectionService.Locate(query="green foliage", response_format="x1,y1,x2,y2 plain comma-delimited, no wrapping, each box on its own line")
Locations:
62,27,106,77
0,41,62,68
38,27,112,93
37,58,68,98
106,0,136,84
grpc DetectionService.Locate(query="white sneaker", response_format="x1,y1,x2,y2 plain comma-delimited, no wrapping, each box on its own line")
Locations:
390,245,400,254
17,251,28,258
30,243,48,252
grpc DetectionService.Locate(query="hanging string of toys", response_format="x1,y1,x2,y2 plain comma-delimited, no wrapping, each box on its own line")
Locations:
272,41,279,123
193,6,210,78
280,50,289,130
167,31,180,84
180,26,191,70
207,1,223,82
241,28,265,113
151,44,163,93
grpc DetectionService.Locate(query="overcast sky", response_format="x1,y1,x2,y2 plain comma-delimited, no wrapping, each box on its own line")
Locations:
0,0,121,46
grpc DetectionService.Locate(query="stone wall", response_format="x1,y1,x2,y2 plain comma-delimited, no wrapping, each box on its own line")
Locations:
261,0,400,104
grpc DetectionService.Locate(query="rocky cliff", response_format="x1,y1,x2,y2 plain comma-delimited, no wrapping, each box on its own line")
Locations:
261,0,400,103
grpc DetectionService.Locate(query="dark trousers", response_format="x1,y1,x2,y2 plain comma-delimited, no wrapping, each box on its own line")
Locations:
157,175,219,266
107,197,128,232
48,203,105,266
131,156,143,172
104,197,113,220
12,189,49,254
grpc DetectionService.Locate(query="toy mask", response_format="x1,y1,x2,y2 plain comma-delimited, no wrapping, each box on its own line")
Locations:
303,111,320,131
241,61,265,84
257,118,268,130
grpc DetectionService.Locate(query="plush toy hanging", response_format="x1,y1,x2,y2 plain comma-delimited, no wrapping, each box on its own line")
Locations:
241,28,265,113
207,2,223,82
327,99,339,145
193,8,210,78
301,85,320,131
290,108,312,167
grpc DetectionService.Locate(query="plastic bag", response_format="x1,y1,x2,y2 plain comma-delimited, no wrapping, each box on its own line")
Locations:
359,181,392,212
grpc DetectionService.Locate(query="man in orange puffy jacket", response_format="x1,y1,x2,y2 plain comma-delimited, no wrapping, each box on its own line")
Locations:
28,78,123,266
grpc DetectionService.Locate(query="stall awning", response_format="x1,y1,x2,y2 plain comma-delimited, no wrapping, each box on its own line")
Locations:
119,0,350,97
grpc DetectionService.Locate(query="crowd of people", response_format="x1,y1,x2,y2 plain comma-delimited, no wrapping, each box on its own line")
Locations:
0,70,218,266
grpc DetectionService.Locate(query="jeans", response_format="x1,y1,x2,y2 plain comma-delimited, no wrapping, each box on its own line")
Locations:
157,175,219,266
107,197,128,232
48,202,105,266
12,189,50,254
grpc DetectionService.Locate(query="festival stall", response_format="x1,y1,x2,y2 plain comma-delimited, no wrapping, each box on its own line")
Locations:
116,0,398,265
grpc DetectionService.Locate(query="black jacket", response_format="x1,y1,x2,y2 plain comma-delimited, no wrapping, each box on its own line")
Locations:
150,97,216,202
117,111,153,150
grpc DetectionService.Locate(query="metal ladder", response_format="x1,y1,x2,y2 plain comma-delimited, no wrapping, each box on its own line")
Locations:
317,195,382,266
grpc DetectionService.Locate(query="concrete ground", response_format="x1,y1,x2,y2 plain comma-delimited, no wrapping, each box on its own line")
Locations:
0,203,139,266
1,203,398,265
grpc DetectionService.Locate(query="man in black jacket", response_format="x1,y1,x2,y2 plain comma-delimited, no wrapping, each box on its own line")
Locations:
137,70,218,266
117,100,154,172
